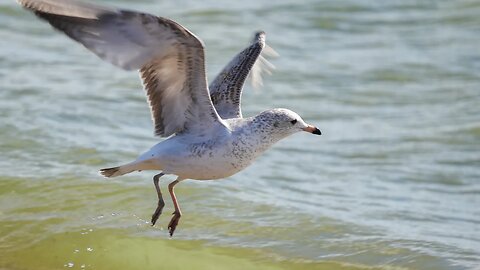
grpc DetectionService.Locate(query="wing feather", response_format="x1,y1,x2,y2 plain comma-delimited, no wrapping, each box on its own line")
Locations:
18,0,226,137
209,31,276,119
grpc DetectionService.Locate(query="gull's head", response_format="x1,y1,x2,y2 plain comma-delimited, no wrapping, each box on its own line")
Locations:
257,108,321,138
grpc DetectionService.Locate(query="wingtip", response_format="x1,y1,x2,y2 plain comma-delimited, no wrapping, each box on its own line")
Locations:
252,31,279,58
255,30,266,37
249,30,278,90
16,0,52,12
16,0,113,19
254,31,266,45
16,0,33,10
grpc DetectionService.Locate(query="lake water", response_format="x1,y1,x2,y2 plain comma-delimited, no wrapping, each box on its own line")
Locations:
1,0,479,269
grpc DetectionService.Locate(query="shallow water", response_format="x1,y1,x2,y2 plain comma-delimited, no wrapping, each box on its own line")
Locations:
1,0,479,269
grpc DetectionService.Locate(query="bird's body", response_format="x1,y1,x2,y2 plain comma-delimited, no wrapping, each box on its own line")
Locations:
111,109,306,180
17,0,321,236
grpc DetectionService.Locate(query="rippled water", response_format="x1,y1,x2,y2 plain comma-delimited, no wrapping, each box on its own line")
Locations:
1,0,479,269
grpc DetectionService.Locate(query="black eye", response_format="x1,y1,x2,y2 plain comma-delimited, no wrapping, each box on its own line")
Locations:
290,119,297,125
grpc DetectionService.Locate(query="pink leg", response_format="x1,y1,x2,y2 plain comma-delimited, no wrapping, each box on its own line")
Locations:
167,179,182,237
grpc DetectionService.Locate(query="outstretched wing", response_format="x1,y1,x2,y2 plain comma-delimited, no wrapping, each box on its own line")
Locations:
18,0,226,137
209,31,277,119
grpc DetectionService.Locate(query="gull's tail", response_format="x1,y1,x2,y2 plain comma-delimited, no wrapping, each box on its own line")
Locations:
99,160,155,178
100,166,122,177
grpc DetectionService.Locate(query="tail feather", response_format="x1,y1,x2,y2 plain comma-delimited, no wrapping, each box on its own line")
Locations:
100,160,157,178
100,166,121,178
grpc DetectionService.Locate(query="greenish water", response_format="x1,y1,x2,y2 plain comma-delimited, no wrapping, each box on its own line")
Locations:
1,0,479,269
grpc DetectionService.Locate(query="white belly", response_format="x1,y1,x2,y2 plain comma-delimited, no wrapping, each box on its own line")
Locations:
167,155,243,180
143,134,269,180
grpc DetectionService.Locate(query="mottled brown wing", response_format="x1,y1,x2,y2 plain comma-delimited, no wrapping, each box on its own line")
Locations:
18,0,226,137
209,31,277,119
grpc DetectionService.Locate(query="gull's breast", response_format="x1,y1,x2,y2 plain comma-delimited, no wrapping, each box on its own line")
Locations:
165,133,267,180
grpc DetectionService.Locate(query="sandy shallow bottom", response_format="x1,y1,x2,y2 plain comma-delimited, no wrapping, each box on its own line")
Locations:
2,227,383,270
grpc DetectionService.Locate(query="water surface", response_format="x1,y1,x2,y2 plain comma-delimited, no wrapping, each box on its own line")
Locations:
1,0,479,269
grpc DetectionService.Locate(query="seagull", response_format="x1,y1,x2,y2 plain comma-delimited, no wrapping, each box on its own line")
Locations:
17,0,321,237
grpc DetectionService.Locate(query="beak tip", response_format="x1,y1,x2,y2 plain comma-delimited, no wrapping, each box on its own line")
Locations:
303,125,321,135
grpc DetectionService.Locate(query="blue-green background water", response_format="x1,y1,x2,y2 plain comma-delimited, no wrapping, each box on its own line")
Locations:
1,0,479,269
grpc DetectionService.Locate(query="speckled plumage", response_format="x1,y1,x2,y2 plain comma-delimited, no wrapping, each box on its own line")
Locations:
18,0,321,236
128,109,309,180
